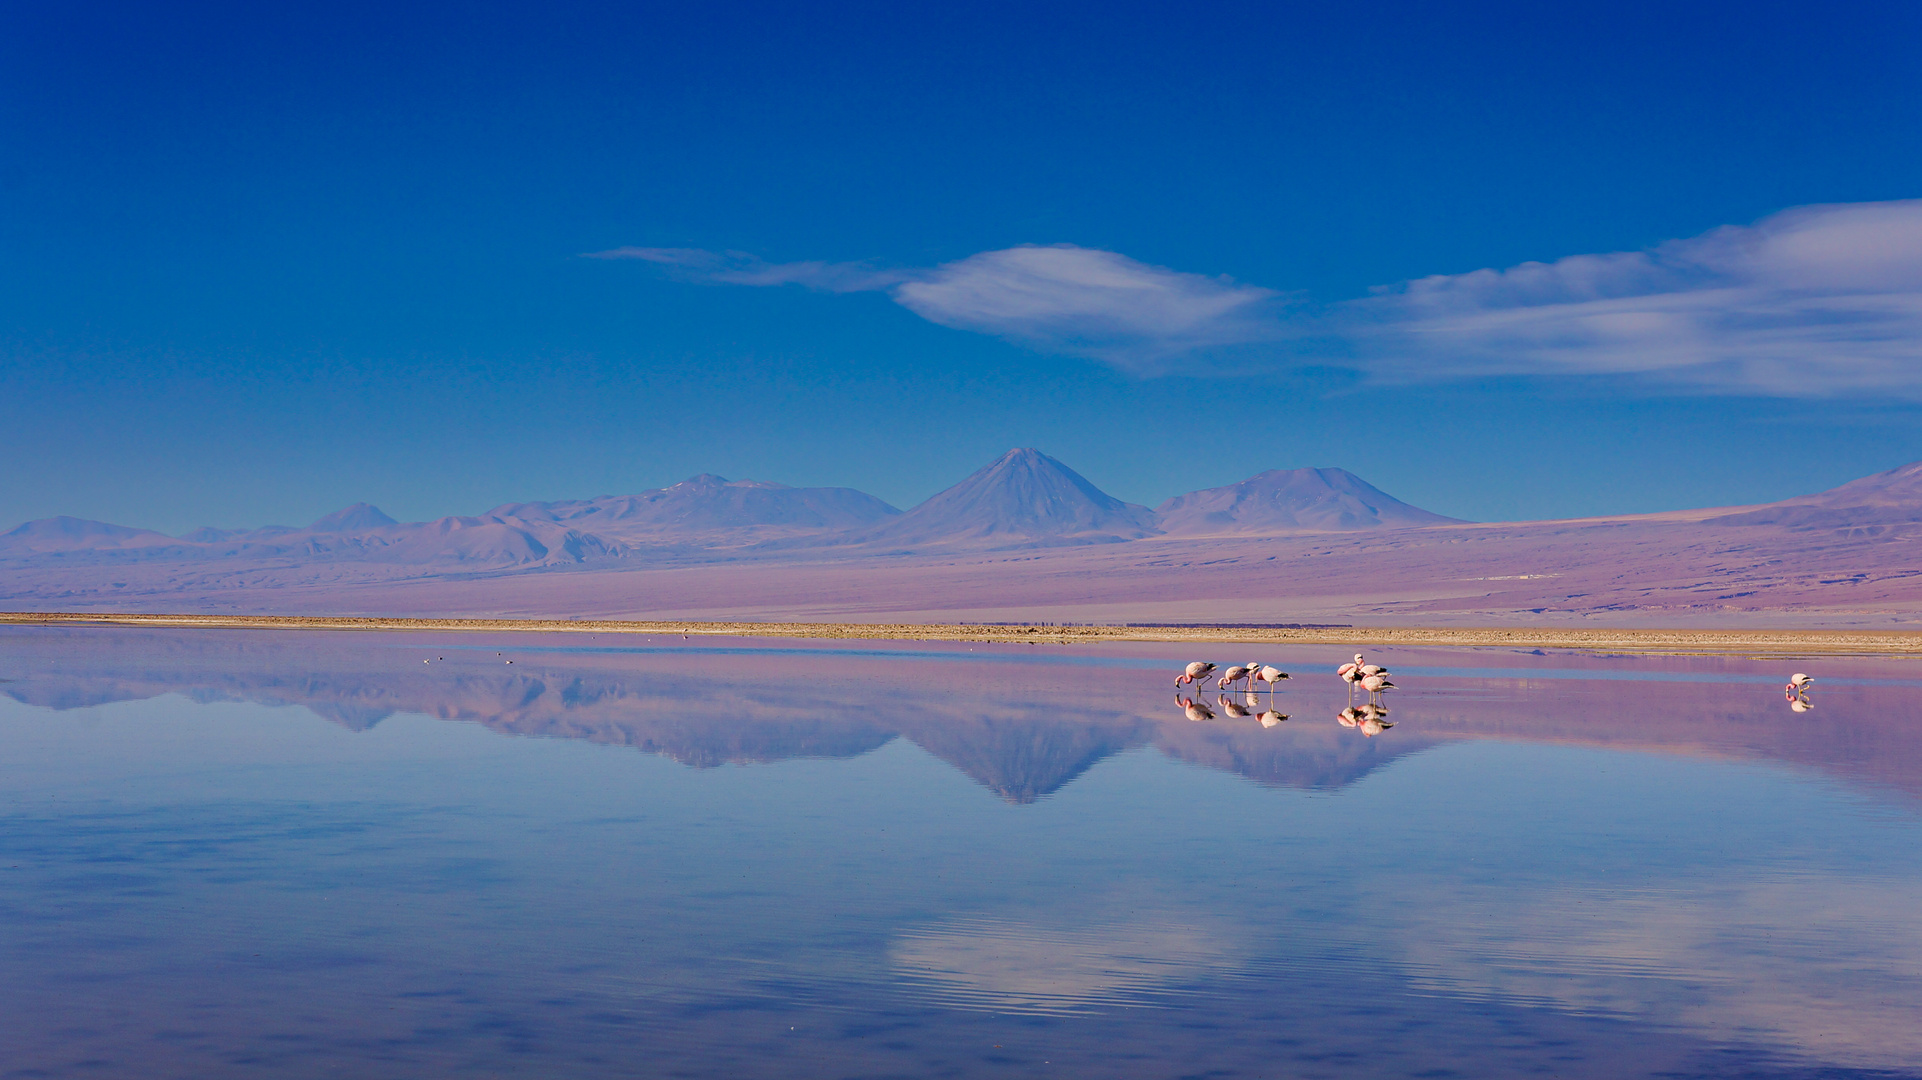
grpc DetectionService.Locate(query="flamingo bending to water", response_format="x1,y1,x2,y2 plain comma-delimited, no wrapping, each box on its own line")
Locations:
1177,662,1218,689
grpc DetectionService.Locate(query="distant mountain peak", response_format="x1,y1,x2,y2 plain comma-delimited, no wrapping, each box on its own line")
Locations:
859,448,1159,548
1156,467,1464,535
306,503,399,532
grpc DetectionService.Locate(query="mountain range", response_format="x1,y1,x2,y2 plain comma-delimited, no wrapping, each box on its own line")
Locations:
7,449,1922,627
0,448,1446,564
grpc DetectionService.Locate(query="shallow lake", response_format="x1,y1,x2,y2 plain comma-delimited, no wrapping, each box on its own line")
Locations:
2,626,1919,1079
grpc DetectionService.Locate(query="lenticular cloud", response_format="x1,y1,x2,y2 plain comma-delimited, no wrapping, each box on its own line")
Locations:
592,198,1922,397
889,245,1283,364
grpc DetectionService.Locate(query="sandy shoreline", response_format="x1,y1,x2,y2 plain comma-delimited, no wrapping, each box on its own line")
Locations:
5,610,1922,657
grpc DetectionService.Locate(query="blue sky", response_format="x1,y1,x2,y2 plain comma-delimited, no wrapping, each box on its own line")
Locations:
4,0,1920,533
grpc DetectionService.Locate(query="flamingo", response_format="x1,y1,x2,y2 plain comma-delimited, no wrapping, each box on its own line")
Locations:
1218,665,1252,692
1338,654,1365,699
1785,673,1814,695
1360,672,1395,701
1253,665,1290,691
1177,661,1218,689
1176,694,1215,722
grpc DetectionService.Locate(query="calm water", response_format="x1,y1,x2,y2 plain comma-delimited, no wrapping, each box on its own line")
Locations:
2,627,1919,1079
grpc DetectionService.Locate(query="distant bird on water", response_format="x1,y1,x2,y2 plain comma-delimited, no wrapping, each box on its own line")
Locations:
1785,673,1814,695
1253,665,1290,690
1177,661,1217,689
1218,665,1252,692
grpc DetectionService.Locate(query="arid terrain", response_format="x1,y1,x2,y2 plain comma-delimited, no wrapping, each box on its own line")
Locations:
8,449,1922,629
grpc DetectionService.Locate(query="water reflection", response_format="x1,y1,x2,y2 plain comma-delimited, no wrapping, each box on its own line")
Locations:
891,915,1240,1016
6,626,1922,805
2,626,1921,1078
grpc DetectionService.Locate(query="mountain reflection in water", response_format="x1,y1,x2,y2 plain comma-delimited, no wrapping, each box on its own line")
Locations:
3,626,1920,806
3,625,1922,1079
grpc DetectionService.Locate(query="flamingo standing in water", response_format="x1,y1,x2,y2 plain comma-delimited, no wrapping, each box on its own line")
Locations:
1337,654,1367,699
1253,665,1290,691
1360,672,1396,702
1218,665,1252,693
1177,662,1218,689
1785,673,1814,712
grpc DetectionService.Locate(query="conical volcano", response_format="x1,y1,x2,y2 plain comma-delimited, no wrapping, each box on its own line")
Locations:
859,448,1159,548
306,503,399,532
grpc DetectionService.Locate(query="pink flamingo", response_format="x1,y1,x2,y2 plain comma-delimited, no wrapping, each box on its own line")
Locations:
1177,662,1217,689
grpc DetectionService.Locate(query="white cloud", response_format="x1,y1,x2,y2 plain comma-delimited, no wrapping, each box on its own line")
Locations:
889,245,1285,364
1351,199,1922,395
591,199,1922,396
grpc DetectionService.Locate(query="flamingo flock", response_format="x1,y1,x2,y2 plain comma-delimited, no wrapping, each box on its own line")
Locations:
1172,652,1401,734
1174,658,1292,726
1177,654,1820,728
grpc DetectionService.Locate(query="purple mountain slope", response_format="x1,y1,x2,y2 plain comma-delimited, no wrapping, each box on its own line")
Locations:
490,475,899,537
851,448,1159,549
19,457,1922,626
1156,467,1466,535
1710,461,1922,529
0,516,177,554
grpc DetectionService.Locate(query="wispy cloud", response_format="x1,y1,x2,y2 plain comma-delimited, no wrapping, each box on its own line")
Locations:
584,246,911,292
590,199,1922,396
1351,199,1922,395
588,243,1282,366
890,245,1285,362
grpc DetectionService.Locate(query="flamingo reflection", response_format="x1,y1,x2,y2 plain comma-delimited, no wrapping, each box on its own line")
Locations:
1337,703,1394,736
1175,694,1216,722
